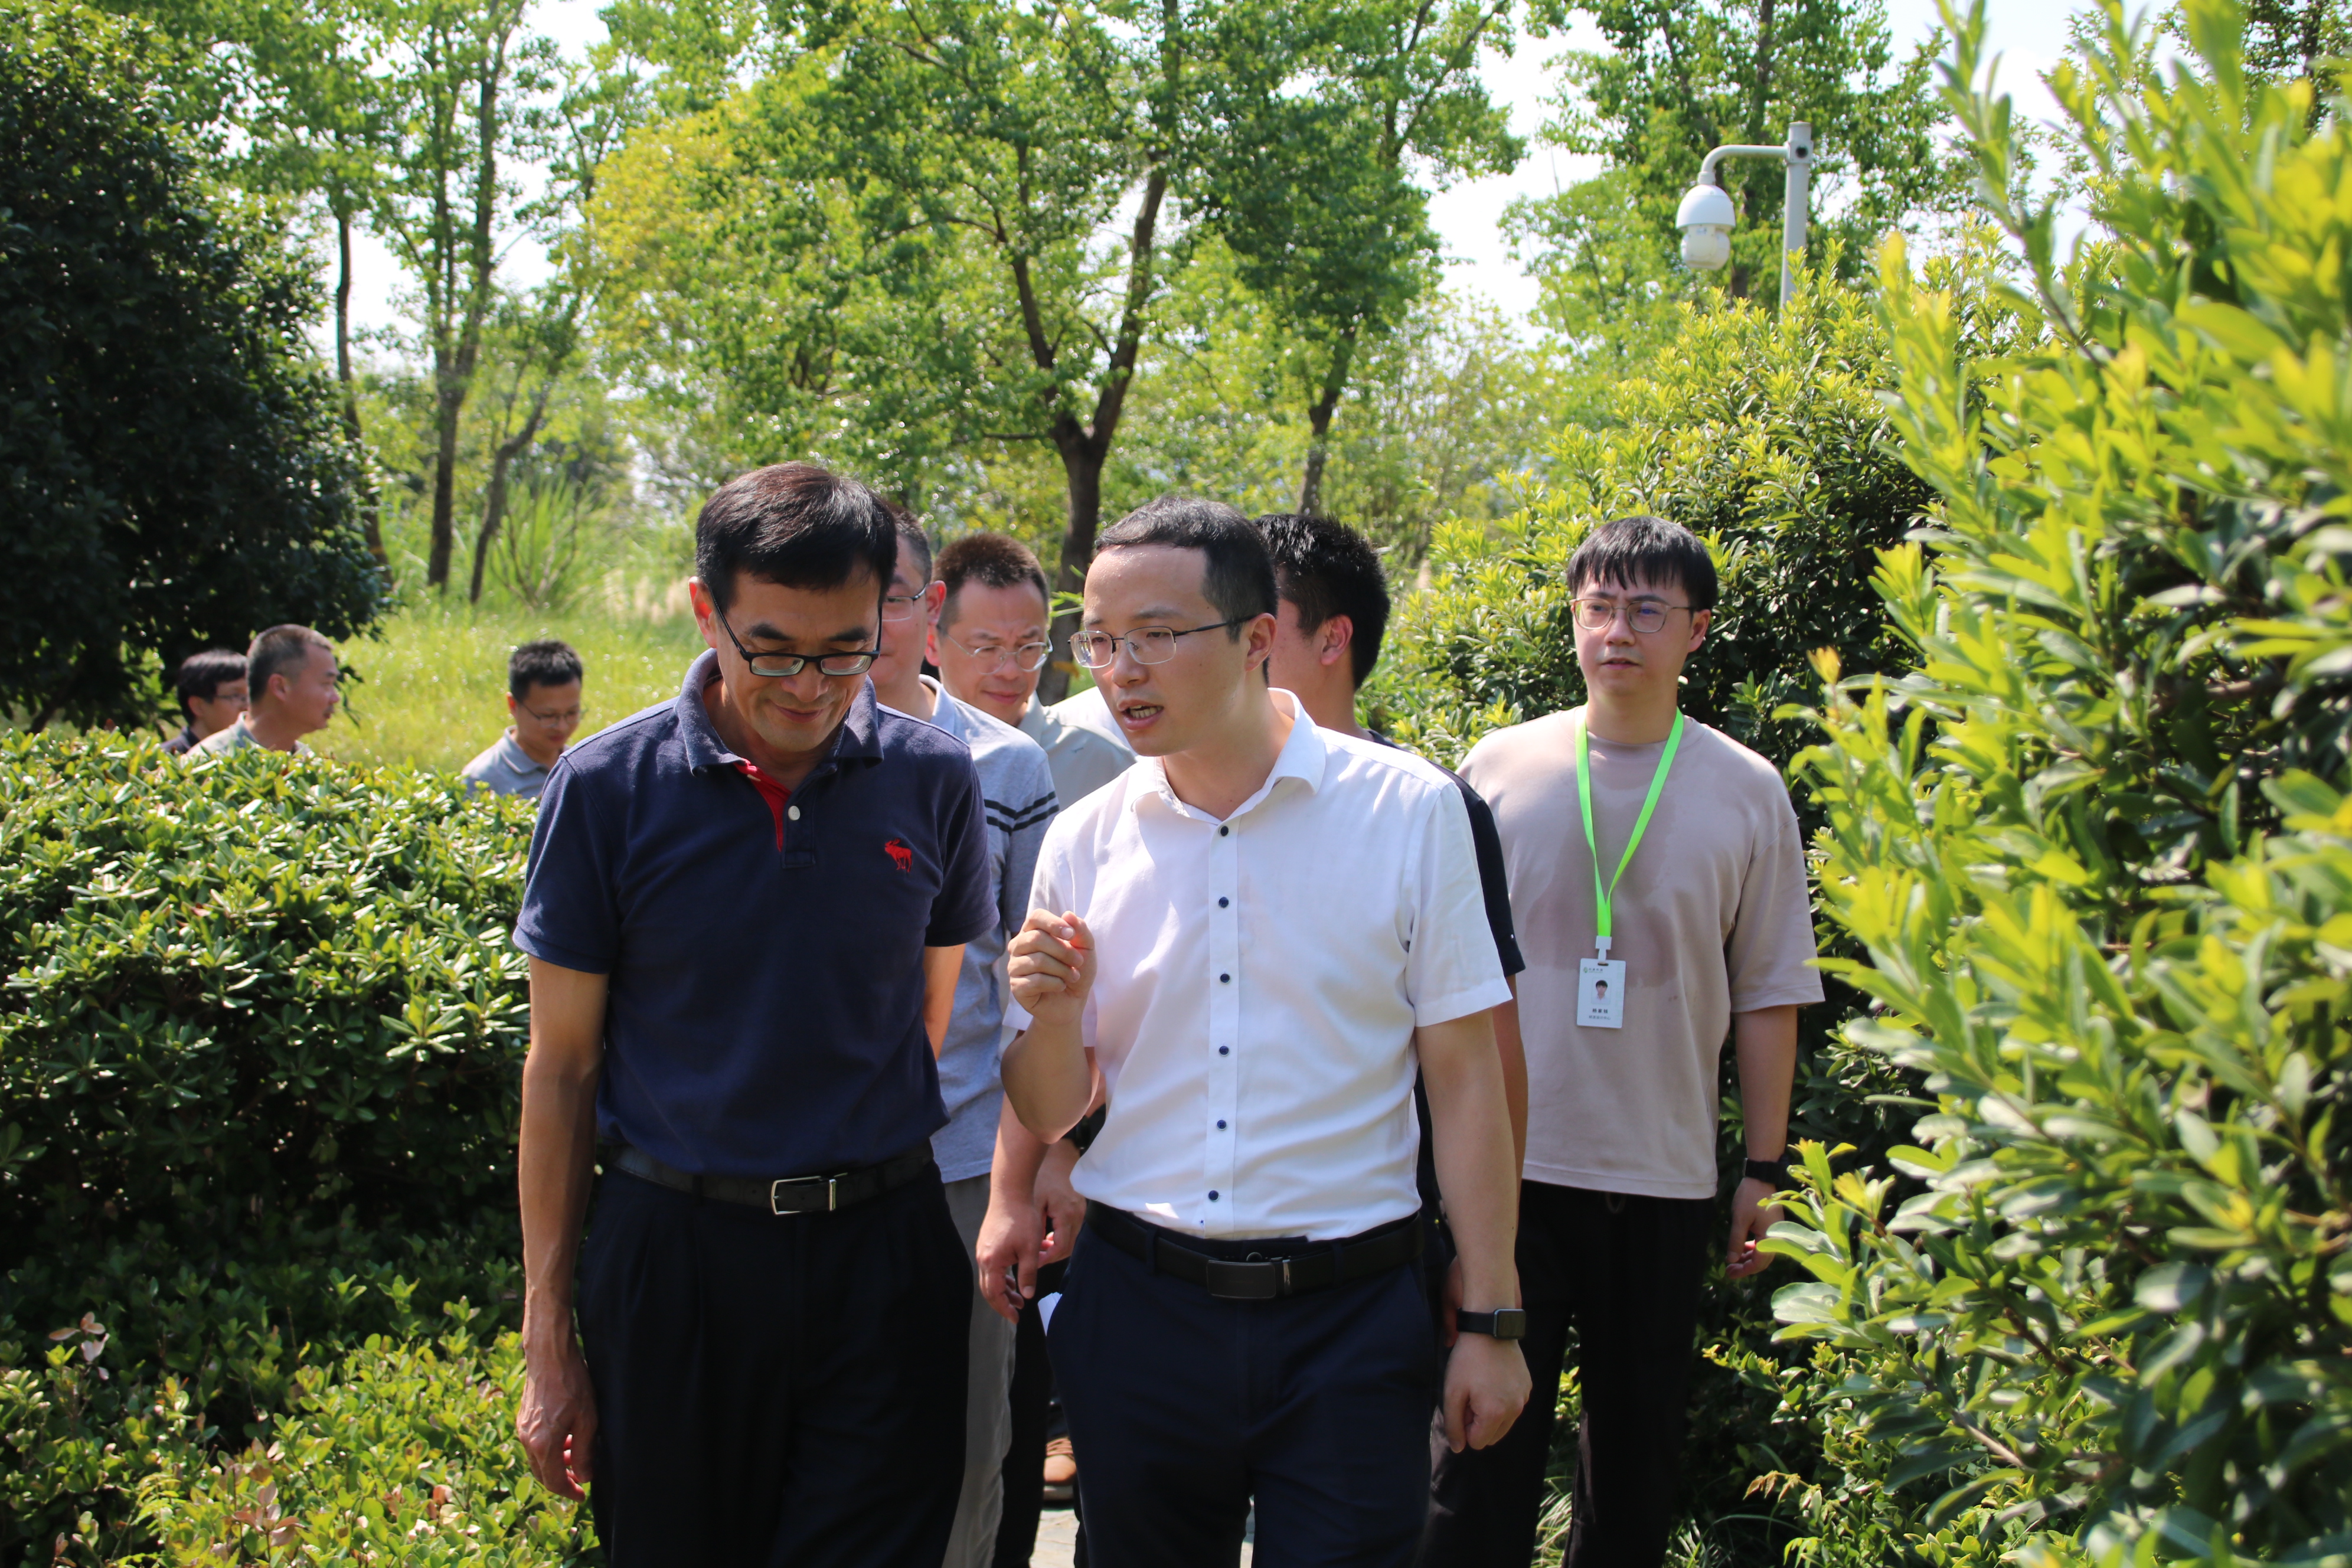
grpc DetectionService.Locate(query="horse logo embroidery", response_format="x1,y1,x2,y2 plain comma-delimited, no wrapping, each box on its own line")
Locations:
884,838,914,872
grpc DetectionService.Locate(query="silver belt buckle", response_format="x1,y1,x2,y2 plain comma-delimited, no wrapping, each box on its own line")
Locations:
769,1174,840,1215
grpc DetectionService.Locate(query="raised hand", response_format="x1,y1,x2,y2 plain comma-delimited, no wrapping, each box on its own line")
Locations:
1008,909,1096,1026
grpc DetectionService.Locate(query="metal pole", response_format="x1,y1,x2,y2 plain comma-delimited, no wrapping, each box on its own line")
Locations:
1780,121,1812,307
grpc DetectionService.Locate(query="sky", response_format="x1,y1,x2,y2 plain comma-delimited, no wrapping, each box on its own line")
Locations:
343,0,2093,340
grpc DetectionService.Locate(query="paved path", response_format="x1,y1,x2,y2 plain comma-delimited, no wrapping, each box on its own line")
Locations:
1028,1506,1254,1566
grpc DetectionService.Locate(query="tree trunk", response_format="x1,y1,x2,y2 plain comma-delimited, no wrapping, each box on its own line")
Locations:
426,357,465,587
1296,326,1358,517
471,377,556,603
1038,429,1105,705
422,32,508,591
335,208,387,569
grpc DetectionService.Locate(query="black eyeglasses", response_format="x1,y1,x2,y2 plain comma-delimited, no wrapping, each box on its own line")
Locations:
716,606,879,678
1069,619,1246,669
1569,597,1697,635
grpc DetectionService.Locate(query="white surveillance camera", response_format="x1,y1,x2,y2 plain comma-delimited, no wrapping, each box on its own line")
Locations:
1675,182,1736,272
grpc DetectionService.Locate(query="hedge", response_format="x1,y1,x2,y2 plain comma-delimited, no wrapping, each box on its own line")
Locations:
0,734,543,1563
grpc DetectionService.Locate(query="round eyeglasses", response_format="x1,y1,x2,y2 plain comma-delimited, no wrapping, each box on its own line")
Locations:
716,606,879,678
1569,597,1697,635
943,633,1053,673
1068,619,1246,669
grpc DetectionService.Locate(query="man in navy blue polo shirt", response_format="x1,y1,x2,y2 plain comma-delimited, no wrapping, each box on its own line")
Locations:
510,461,997,1566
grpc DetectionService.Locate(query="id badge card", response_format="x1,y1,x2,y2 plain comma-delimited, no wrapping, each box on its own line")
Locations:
1579,958,1627,1029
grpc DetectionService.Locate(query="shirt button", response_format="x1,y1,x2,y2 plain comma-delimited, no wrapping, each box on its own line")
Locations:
1208,1191,1219,1201
1219,825,1229,837
786,805,800,821
1217,1119,1227,1129
1220,974,1230,983
1217,896,1229,908
1219,1046,1230,1056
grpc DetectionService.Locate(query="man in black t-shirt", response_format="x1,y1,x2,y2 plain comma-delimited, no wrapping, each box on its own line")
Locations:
1255,514,1530,1316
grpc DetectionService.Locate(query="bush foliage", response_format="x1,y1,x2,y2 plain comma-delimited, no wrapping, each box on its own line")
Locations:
1763,3,2352,1563
1365,258,1952,778
0,735,538,1562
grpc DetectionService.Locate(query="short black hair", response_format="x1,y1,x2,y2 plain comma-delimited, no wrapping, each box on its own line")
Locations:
886,504,934,583
936,533,1051,627
695,462,898,613
509,639,583,701
246,625,331,698
1257,514,1390,690
1094,496,1275,635
172,649,247,721
1566,516,1717,610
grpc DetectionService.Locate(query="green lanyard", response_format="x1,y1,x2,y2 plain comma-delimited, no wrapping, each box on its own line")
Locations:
1574,709,1684,961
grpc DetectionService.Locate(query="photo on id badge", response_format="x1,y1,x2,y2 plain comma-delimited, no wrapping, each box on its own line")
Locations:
1579,958,1626,1028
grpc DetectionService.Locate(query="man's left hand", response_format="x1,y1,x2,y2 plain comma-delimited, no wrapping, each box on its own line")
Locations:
1726,1174,1783,1279
1440,1332,1530,1453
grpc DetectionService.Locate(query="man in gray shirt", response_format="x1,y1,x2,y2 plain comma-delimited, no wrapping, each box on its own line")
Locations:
461,641,584,799
870,514,1059,1568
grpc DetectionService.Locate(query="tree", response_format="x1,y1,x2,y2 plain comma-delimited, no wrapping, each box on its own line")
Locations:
1522,0,1954,306
0,6,386,730
1193,0,1523,515
371,0,551,592
600,0,1208,697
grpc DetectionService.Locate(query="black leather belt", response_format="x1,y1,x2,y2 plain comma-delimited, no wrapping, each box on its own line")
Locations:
1087,1204,1423,1301
609,1143,934,1216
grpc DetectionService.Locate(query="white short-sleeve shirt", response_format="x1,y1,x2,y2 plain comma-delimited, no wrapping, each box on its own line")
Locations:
1008,691,1511,1240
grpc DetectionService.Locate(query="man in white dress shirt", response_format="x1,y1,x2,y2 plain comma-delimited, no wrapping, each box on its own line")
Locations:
1000,498,1530,1567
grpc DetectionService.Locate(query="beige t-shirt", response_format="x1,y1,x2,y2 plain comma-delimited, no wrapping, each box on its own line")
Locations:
1460,708,1822,1200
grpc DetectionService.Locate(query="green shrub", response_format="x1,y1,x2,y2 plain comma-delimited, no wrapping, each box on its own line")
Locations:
1766,4,2352,1563
0,734,535,1559
1366,256,1977,775
136,1307,594,1566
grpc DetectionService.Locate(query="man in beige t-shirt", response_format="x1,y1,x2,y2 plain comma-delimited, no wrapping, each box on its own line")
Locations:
1430,515,1822,1568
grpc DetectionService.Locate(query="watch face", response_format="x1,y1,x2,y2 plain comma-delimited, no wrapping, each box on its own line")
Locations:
1492,1308,1528,1341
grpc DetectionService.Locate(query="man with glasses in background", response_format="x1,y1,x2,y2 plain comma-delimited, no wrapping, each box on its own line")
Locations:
462,640,585,799
932,533,1135,808
1425,515,1822,1568
865,511,1061,1568
162,649,248,756
511,462,997,1566
927,529,1111,1561
1000,497,1528,1567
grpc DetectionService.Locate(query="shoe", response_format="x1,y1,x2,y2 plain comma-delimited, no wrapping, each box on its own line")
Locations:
1042,1436,1077,1505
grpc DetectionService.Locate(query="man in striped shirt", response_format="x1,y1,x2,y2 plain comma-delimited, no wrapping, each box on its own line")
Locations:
870,514,1060,1568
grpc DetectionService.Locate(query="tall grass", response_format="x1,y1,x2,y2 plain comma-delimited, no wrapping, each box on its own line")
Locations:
321,596,705,773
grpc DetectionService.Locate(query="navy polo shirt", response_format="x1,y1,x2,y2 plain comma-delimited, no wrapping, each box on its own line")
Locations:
514,649,995,1178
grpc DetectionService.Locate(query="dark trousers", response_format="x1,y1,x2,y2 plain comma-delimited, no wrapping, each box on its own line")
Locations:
578,1166,971,1567
993,1259,1066,1568
1048,1221,1438,1568
1422,1181,1714,1568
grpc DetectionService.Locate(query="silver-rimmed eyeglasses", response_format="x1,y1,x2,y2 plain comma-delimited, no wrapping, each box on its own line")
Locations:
1068,619,1246,669
716,606,879,678
943,632,1053,673
1569,596,1697,635
881,582,935,622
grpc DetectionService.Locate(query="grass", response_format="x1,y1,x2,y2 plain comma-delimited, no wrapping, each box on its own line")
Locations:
318,596,707,773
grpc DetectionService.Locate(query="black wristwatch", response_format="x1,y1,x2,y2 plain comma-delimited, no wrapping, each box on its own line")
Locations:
1745,1155,1792,1186
1456,1308,1527,1341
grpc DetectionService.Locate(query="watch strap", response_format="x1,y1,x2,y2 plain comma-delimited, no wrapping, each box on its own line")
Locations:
1745,1155,1792,1186
1456,1307,1527,1341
